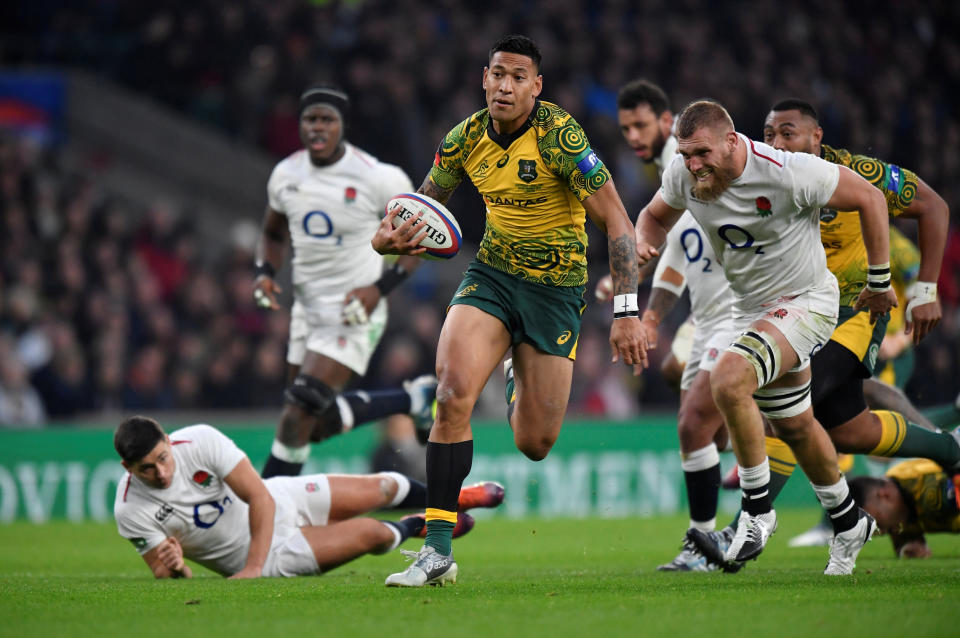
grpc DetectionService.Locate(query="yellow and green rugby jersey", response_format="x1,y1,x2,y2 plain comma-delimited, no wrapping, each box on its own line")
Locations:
886,459,960,543
819,144,919,307
886,225,921,334
429,100,609,287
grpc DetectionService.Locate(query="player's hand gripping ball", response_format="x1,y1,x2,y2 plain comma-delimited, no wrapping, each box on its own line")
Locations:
386,193,462,260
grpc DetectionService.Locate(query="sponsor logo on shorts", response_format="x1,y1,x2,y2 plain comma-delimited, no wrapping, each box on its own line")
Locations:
769,308,788,319
756,196,773,217
518,159,538,183
707,347,719,361
556,330,572,345
868,343,880,369
810,343,824,357
337,336,347,348
192,471,212,487
129,537,147,549
305,482,321,493
456,284,479,297
819,208,838,222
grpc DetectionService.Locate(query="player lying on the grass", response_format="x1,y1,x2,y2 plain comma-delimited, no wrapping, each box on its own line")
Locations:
849,459,960,558
113,416,503,579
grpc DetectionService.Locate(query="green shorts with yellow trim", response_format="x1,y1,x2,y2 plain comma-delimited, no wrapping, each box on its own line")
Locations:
449,260,586,359
829,305,889,378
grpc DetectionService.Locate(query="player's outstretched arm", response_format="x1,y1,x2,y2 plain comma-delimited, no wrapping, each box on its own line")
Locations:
253,207,289,310
829,167,897,323
224,457,275,579
143,537,193,579
898,176,948,343
635,192,684,265
583,180,646,367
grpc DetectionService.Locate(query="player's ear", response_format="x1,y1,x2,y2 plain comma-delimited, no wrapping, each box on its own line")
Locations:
813,126,823,145
482,66,489,90
532,74,543,97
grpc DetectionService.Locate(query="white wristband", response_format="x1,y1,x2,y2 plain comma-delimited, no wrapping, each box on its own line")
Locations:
866,261,891,291
613,293,639,319
905,281,937,322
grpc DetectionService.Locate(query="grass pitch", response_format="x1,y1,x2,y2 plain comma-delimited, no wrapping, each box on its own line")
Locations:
1,510,957,638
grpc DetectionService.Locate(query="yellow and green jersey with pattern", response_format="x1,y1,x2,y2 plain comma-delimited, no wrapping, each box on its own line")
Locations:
886,459,960,544
429,100,610,287
819,144,919,307
886,226,921,334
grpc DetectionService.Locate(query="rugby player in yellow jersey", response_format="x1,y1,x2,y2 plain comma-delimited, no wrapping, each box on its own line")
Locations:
372,34,645,587
849,459,960,558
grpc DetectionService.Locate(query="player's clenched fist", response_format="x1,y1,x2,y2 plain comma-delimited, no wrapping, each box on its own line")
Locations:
157,537,185,573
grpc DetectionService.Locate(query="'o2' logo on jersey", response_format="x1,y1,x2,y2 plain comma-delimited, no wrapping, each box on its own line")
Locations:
302,210,342,244
193,496,232,529
680,228,712,272
717,224,765,255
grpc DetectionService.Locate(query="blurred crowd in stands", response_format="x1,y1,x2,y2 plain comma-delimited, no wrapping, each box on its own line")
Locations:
1,0,959,425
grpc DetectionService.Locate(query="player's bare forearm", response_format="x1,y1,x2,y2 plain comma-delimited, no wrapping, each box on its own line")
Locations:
644,287,680,326
256,207,289,271
829,168,889,266
237,490,275,577
416,176,454,205
635,193,683,264
396,255,422,276
609,233,639,296
224,458,275,578
901,177,948,283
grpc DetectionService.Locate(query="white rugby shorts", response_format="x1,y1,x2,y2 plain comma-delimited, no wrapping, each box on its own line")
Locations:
287,297,387,374
261,474,334,578
681,322,738,391
731,278,839,382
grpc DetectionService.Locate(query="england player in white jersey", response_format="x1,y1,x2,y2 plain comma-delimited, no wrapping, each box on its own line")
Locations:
113,416,500,579
253,87,437,479
611,80,737,571
635,100,897,575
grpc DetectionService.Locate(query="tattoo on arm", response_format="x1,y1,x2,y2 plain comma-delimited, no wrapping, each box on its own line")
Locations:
646,287,679,321
417,177,454,205
609,233,639,295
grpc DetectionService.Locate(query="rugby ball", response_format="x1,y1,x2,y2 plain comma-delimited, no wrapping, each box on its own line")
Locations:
386,192,462,260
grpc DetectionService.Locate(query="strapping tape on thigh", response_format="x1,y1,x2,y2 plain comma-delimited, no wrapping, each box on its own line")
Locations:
728,330,781,387
753,381,812,419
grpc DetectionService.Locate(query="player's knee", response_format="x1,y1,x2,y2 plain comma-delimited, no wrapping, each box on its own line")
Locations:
514,431,557,461
283,374,341,441
709,364,753,411
434,378,475,426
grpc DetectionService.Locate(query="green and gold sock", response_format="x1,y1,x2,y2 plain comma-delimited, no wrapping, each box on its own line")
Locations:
870,410,960,468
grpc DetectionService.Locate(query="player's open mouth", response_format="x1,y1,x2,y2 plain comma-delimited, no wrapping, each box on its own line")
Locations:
694,169,713,181
307,137,328,151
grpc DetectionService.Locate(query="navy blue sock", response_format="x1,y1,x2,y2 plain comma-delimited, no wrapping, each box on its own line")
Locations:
397,478,428,509
342,389,411,427
261,455,303,478
383,517,424,540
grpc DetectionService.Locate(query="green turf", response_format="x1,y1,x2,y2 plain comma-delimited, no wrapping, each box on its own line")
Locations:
1,511,957,638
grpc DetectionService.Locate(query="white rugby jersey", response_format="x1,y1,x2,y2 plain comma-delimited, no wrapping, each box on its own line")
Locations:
267,144,414,301
660,134,840,313
114,425,251,576
653,211,732,332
